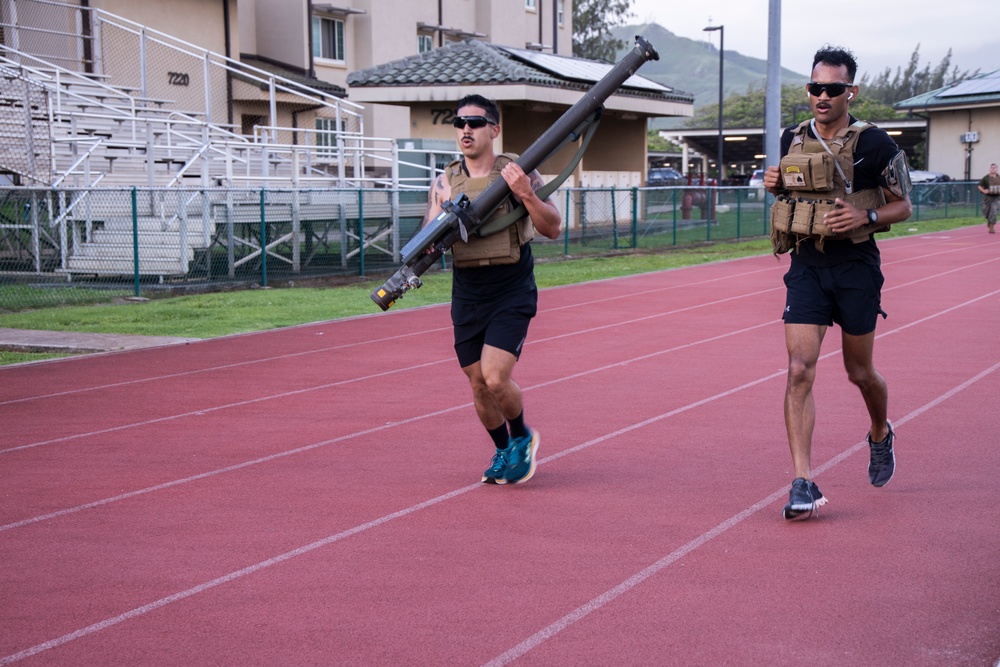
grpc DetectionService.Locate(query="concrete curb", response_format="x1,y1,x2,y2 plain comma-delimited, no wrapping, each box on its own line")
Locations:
0,328,200,353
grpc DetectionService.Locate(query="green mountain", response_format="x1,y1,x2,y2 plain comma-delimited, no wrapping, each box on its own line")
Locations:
612,23,810,127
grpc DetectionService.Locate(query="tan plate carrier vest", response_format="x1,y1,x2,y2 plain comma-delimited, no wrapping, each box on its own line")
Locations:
985,174,1000,196
446,154,535,269
770,119,888,253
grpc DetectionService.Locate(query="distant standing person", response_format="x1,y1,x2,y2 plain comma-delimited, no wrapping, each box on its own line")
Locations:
977,163,999,234
763,45,913,521
422,94,561,485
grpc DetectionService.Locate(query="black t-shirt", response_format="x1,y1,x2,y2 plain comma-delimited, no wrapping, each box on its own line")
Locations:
780,117,900,267
452,240,536,303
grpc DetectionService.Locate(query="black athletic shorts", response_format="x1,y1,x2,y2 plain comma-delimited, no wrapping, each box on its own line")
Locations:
782,260,886,336
452,286,537,368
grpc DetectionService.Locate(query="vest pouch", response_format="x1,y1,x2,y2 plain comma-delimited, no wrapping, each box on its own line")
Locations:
789,199,816,235
769,195,796,254
780,153,835,192
808,200,838,237
769,195,796,233
446,154,531,269
989,185,1000,196
452,225,521,268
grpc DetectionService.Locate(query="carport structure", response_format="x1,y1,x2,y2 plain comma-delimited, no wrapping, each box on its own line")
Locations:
663,118,927,181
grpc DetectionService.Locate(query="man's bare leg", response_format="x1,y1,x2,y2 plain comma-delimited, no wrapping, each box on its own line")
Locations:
841,330,889,440
784,323,826,480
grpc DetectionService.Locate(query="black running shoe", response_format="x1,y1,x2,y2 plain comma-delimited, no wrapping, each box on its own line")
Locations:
867,421,896,487
782,477,828,521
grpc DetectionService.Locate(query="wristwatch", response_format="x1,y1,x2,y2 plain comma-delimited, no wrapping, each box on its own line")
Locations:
867,209,879,224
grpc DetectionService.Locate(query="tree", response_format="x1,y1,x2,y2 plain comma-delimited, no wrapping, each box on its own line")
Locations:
676,45,976,133
858,45,979,105
683,81,904,131
648,129,681,153
573,0,633,62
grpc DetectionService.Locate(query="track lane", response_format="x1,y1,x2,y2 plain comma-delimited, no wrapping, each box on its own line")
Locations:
2,226,998,665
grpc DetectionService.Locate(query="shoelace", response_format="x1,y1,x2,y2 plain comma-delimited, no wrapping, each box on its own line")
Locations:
792,479,814,504
786,480,815,519
870,436,893,467
870,447,891,468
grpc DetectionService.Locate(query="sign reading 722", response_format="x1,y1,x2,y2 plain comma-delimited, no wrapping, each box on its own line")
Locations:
431,109,456,125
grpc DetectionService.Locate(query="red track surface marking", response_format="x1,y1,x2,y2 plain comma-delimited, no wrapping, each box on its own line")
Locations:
2,226,998,665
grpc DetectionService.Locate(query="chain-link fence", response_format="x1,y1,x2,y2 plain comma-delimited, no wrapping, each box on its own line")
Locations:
0,185,426,310
530,181,980,260
0,67,51,186
538,185,772,258
0,181,983,311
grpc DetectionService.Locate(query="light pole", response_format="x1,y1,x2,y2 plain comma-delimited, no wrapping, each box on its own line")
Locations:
703,24,724,186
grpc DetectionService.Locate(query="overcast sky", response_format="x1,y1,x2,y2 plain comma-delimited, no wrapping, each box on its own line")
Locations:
627,0,996,80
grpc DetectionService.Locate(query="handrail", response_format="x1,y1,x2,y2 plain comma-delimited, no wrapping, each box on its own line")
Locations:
0,45,136,120
163,142,213,189
91,8,364,121
157,187,204,233
2,4,374,191
51,140,104,187
167,111,248,144
48,172,106,228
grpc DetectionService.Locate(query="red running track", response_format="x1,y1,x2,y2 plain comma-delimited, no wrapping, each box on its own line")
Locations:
2,225,999,666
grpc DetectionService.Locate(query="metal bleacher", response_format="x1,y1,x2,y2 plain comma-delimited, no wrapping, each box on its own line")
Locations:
0,4,448,281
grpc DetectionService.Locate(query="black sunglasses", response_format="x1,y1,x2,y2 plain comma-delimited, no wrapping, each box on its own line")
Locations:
452,115,496,129
807,82,851,98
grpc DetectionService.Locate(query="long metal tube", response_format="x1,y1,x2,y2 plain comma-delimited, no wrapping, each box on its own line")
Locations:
469,36,659,224
371,36,660,310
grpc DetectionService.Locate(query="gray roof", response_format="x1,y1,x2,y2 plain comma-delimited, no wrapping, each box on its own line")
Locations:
895,69,1000,112
240,57,346,98
347,39,692,104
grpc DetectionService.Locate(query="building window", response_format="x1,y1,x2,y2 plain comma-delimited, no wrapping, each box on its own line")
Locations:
558,0,564,25
417,34,433,53
242,115,265,138
312,16,344,62
525,0,537,10
315,117,345,158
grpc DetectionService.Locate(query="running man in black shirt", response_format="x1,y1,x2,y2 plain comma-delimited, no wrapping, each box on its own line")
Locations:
423,94,561,484
763,46,913,520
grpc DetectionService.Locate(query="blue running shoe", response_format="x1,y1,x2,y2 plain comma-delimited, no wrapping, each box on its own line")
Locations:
782,477,828,521
482,448,509,484
867,421,896,487
503,428,539,484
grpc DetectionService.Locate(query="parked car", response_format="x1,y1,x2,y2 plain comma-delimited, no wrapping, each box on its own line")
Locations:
908,170,951,183
647,167,684,187
909,170,958,205
747,169,766,199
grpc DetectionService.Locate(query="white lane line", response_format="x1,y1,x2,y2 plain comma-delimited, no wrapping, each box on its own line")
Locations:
4,287,997,530
0,324,452,406
5,360,997,667
0,357,453,454
6,254,996,456
481,360,1000,667
4,235,989,406
0,279,784,453
0,259,779,406
1,317,776,532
